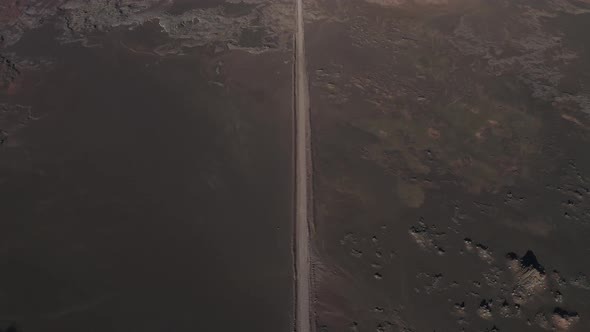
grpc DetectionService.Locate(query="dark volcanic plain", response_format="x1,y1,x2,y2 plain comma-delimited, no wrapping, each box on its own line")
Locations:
4,0,590,331
305,0,590,331
0,1,294,331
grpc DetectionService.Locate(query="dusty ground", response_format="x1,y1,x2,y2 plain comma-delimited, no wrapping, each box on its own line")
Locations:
295,0,312,330
306,0,590,331
0,1,294,331
4,0,590,331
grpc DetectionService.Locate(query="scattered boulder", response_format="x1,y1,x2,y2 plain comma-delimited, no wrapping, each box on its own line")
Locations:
570,273,590,290
464,237,473,252
452,301,466,316
476,243,494,263
520,250,545,274
477,299,493,320
551,307,579,330
551,270,568,287
409,220,445,254
506,250,548,304
498,299,521,318
554,290,564,303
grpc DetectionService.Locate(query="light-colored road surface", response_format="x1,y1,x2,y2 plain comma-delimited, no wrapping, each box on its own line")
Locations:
294,0,312,330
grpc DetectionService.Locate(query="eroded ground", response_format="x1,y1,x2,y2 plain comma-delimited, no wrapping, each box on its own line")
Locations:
306,0,590,331
0,1,293,331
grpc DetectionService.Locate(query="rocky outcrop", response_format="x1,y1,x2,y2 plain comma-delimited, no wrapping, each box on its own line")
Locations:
506,250,548,304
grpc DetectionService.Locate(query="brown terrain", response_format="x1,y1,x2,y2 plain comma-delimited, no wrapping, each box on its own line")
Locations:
2,0,590,331
305,0,590,331
0,1,294,331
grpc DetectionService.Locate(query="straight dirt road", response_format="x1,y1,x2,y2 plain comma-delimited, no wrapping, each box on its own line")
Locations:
294,0,312,330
